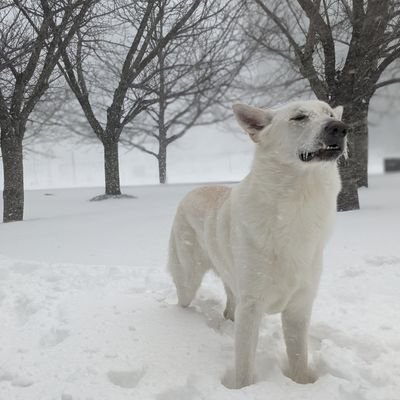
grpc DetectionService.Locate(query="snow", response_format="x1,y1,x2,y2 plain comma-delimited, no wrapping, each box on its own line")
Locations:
1,174,400,400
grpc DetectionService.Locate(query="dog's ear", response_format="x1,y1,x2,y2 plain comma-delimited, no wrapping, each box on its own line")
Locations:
232,103,274,143
333,105,344,120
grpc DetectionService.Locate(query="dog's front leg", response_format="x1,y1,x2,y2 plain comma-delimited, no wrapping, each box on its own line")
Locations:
281,293,316,384
234,299,263,388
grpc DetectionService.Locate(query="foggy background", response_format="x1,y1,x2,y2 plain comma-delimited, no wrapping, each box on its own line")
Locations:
7,87,399,191
2,78,400,191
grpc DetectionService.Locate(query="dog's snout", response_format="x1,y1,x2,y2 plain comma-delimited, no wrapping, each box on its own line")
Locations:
324,120,347,138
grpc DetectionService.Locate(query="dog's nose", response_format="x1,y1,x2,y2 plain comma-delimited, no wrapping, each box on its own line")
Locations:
324,121,348,138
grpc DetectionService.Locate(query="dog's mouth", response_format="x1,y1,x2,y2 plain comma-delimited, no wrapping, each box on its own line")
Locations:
299,144,343,162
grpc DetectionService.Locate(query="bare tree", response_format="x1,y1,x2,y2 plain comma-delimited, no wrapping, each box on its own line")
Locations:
246,0,400,211
59,0,228,197
121,0,250,184
0,0,97,222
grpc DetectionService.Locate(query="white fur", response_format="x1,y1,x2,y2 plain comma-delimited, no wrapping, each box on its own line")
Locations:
168,100,343,388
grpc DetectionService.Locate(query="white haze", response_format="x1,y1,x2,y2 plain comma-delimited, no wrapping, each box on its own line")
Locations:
3,90,399,190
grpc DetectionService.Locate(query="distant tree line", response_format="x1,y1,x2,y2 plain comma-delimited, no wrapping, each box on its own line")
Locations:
1,0,400,222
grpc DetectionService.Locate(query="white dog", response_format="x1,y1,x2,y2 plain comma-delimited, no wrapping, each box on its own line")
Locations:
168,100,347,388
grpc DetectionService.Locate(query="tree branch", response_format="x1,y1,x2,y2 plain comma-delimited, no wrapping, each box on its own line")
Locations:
296,0,336,94
374,77,400,90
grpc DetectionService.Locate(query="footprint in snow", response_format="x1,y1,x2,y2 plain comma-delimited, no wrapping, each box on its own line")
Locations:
0,371,34,388
156,385,202,400
107,367,146,388
14,295,40,324
0,371,14,382
365,255,400,267
156,375,206,400
40,328,70,347
11,377,34,388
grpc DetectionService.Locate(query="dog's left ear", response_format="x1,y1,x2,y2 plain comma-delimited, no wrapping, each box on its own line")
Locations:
232,103,274,143
333,105,344,120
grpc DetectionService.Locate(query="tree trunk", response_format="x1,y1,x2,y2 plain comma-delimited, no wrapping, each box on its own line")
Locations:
351,106,369,188
337,98,369,188
157,22,168,186
103,140,121,195
337,158,360,212
334,100,370,211
1,131,24,222
158,143,167,184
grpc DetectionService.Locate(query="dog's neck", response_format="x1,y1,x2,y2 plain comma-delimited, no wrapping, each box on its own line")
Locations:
241,146,341,202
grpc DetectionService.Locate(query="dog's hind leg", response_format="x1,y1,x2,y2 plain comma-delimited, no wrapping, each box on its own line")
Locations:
168,225,208,307
223,284,236,321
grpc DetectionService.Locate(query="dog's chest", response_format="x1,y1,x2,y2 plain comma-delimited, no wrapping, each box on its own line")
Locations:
238,190,334,312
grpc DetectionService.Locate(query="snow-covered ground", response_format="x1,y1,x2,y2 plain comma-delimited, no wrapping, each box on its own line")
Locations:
0,174,400,400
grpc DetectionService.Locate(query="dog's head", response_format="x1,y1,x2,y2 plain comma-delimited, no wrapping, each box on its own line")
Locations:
233,100,347,165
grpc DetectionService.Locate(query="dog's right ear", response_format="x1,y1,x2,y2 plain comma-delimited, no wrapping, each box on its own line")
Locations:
232,103,274,143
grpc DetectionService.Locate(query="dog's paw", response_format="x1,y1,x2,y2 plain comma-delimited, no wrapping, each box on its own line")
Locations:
289,369,317,384
221,368,255,389
223,308,235,321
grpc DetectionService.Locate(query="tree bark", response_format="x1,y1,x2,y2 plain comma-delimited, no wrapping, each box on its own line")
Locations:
158,142,167,184
103,140,121,195
337,157,360,212
351,105,369,188
334,99,370,211
1,131,24,222
157,18,168,186
336,99,369,189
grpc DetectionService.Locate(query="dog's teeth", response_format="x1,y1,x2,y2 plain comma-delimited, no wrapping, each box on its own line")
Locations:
326,145,338,150
300,151,315,161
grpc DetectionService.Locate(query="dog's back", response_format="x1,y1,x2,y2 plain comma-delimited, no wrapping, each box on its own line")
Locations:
177,185,231,222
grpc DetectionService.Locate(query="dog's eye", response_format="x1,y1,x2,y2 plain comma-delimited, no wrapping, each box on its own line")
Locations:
291,114,308,121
